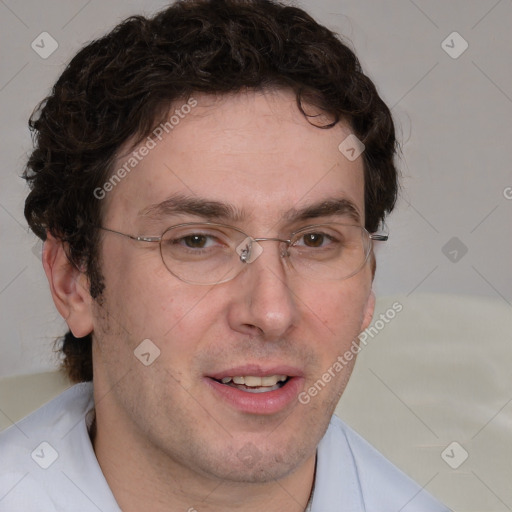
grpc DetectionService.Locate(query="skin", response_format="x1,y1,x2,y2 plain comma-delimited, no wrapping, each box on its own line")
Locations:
43,88,376,512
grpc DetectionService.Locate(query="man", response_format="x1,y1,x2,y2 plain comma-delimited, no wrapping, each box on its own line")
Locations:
0,1,449,510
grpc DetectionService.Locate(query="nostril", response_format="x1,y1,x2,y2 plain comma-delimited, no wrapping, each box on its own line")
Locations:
243,325,265,337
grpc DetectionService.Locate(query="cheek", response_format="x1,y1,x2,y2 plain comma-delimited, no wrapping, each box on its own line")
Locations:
100,244,175,318
302,276,371,336
299,280,371,406
98,237,230,343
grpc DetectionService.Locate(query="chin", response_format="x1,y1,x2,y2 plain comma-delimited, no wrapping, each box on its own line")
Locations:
198,433,314,484
217,455,301,484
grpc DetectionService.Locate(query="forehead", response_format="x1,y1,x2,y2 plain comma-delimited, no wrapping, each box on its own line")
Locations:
104,89,365,229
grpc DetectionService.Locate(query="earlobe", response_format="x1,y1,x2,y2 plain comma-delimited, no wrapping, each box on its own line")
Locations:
42,233,94,338
361,290,375,332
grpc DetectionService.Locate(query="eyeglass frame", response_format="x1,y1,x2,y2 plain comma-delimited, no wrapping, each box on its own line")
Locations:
96,222,388,285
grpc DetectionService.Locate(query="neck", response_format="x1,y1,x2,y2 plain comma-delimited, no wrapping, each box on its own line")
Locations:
91,409,316,512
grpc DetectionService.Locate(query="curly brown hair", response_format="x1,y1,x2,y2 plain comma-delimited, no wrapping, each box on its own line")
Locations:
23,0,399,383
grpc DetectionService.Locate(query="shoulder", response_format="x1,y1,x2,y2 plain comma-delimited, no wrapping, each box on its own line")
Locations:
0,383,105,512
0,382,94,453
315,416,450,511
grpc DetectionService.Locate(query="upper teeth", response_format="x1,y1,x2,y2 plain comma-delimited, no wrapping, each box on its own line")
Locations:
220,375,288,387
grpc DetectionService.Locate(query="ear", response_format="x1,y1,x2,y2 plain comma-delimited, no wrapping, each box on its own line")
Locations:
361,289,375,332
42,233,94,338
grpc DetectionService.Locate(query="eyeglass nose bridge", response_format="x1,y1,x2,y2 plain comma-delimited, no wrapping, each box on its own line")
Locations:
237,236,292,264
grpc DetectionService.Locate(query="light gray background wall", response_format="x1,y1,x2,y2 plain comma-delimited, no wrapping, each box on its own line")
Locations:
1,0,511,375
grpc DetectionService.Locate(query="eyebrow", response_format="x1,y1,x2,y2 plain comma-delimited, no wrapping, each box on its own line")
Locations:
139,194,245,222
139,194,362,225
284,198,362,225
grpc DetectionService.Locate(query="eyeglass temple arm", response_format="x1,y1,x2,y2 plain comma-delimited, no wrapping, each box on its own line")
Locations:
97,226,161,243
369,234,388,241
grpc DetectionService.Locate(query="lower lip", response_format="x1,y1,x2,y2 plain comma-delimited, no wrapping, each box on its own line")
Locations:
204,376,304,415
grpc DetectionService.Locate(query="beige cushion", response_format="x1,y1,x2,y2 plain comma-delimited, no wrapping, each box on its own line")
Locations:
336,293,512,510
0,370,71,432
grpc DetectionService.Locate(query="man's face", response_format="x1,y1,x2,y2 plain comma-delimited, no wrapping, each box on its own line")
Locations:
90,89,375,483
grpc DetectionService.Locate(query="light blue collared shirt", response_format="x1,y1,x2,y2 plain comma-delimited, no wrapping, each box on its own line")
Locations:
0,383,449,511
309,415,449,511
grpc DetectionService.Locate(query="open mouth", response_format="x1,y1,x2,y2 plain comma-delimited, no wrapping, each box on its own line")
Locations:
212,375,291,393
206,369,304,414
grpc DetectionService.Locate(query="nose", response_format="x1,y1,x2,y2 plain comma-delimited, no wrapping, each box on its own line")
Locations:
226,241,299,340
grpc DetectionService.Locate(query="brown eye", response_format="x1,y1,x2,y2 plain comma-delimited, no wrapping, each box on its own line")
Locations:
302,233,325,247
182,235,208,248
